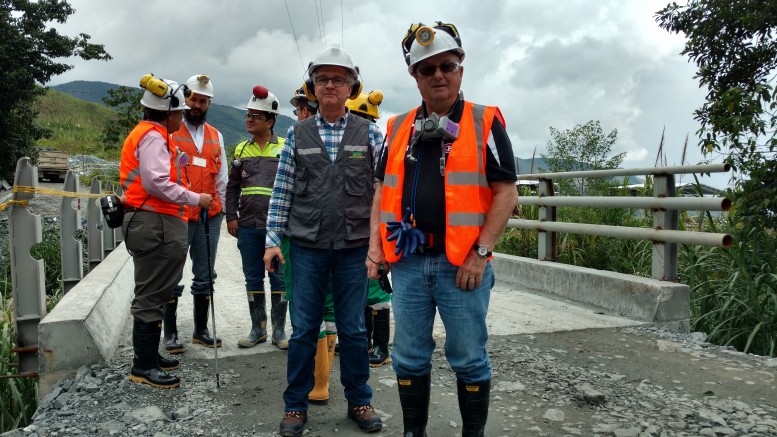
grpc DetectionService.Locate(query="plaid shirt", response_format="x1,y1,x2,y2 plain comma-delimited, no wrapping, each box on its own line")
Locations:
265,111,384,247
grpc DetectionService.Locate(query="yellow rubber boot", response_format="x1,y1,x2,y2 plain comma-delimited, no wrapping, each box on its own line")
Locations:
326,333,337,366
308,337,330,405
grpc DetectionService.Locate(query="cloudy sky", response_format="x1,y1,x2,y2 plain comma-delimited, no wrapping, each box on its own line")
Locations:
47,0,731,189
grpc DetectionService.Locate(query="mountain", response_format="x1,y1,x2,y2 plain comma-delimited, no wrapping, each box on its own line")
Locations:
50,81,295,153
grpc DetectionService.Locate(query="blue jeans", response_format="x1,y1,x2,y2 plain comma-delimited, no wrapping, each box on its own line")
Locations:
390,252,494,383
173,213,223,297
284,243,372,411
236,226,285,292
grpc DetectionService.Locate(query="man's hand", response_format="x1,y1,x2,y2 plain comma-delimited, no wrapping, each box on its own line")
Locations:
263,246,284,273
366,245,388,280
227,219,239,237
455,250,488,291
198,193,213,209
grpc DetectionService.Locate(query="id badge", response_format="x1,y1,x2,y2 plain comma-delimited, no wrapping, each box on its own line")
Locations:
192,156,207,168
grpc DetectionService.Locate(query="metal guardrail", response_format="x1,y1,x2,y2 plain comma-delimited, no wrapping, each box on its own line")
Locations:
510,163,732,281
8,158,120,376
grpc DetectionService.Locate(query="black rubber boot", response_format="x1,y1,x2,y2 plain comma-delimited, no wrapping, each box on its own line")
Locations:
238,293,267,348
129,320,180,388
457,378,490,437
157,353,179,371
364,306,374,352
192,294,222,348
163,298,185,354
397,374,431,437
271,293,289,350
368,308,390,367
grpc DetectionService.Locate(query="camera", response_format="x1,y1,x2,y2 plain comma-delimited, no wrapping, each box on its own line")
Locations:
100,194,125,229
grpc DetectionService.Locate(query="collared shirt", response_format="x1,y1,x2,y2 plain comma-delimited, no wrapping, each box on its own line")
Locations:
182,119,228,212
265,110,384,247
135,122,199,207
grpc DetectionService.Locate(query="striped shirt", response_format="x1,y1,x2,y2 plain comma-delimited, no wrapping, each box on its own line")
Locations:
265,111,384,247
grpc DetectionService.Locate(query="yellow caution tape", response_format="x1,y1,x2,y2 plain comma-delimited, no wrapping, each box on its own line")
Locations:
0,199,30,213
12,185,114,199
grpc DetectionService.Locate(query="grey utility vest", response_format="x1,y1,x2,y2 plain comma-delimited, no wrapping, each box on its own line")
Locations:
286,114,374,249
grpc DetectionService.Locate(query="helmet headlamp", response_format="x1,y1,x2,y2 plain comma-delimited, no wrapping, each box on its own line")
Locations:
415,26,435,47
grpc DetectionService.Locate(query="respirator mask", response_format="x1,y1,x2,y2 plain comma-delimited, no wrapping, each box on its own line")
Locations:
406,113,459,175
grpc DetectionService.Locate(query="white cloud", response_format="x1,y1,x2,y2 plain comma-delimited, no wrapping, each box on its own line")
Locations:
47,0,728,188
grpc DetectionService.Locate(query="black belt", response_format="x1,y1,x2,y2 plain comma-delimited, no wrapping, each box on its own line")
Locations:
124,205,142,212
415,232,445,255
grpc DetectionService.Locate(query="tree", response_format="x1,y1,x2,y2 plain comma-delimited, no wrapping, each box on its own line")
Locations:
656,0,777,229
0,0,111,181
542,120,625,196
101,86,143,152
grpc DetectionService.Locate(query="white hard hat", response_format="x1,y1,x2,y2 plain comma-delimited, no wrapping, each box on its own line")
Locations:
246,85,280,114
290,85,318,109
140,78,189,111
307,45,359,79
406,27,465,73
185,74,214,98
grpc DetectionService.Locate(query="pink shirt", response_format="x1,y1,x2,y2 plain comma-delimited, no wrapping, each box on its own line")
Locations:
136,125,200,207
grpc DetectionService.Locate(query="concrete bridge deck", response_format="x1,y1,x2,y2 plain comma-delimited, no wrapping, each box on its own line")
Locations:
26,221,777,436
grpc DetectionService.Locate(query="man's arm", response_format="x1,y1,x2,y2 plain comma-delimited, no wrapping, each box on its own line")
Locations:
455,180,517,290
215,131,228,212
265,126,297,248
366,181,386,279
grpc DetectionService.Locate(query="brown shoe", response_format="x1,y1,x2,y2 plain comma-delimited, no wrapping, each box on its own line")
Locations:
347,403,382,433
279,411,307,437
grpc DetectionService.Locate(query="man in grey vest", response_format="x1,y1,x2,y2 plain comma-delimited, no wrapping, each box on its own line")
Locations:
263,46,384,437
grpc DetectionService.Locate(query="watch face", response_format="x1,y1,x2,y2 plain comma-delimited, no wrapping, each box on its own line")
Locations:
477,246,489,257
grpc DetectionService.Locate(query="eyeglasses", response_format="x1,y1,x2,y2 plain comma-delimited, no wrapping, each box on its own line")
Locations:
245,113,265,121
414,61,461,78
293,109,299,116
314,76,351,87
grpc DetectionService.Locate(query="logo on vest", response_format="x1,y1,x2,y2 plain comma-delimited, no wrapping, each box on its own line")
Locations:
349,151,366,159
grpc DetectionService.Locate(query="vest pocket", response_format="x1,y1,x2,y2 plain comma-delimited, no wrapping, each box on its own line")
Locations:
344,205,370,241
288,207,321,242
294,168,308,196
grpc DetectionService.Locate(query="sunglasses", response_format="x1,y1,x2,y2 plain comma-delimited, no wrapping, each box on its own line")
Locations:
245,113,266,121
414,61,461,78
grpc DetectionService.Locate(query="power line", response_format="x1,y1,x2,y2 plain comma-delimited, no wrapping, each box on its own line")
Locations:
341,0,344,47
315,0,326,48
284,0,307,75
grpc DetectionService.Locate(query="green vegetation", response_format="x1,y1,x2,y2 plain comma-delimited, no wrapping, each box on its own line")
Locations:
36,90,120,159
0,0,110,181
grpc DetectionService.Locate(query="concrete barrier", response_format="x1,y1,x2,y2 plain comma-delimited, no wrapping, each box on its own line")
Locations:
38,243,134,396
491,253,690,332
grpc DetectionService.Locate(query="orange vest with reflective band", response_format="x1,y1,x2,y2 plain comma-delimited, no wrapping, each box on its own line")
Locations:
171,123,223,221
120,121,189,220
380,101,503,266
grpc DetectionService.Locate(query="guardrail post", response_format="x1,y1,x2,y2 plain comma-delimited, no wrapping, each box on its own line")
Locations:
60,170,83,294
537,179,557,261
9,157,46,374
102,181,116,253
652,174,679,281
113,186,124,244
87,177,104,270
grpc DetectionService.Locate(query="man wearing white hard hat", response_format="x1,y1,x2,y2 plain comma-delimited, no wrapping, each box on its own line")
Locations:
166,74,228,354
263,46,383,436
367,22,518,436
120,74,214,389
226,85,289,351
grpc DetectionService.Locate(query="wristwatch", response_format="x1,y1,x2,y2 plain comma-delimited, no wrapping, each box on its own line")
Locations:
473,243,492,258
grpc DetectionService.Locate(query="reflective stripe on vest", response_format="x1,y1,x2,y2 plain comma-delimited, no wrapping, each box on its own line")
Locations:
120,121,188,219
380,102,500,266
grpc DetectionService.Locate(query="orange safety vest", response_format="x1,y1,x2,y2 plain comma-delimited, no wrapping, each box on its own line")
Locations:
171,123,223,220
120,121,189,220
380,101,503,266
